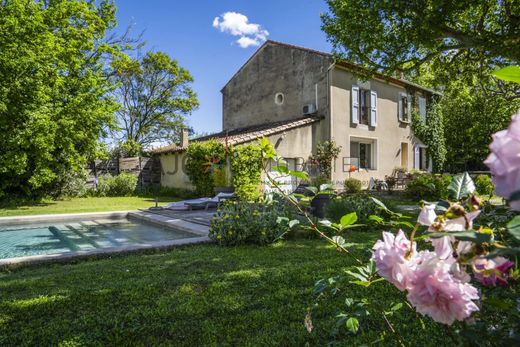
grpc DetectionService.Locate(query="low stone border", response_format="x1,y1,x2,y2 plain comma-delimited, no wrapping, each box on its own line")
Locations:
0,211,130,226
0,236,211,268
128,210,209,236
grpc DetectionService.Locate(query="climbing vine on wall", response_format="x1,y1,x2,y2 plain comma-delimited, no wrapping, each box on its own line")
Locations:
185,140,226,196
411,99,447,173
185,140,263,200
230,143,263,201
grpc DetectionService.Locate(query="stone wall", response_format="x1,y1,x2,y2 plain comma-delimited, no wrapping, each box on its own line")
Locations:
222,42,332,131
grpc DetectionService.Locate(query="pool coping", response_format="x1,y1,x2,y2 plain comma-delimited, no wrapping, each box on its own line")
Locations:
0,210,212,267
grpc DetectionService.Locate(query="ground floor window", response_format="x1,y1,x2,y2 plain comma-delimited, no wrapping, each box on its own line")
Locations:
350,138,377,170
414,145,430,171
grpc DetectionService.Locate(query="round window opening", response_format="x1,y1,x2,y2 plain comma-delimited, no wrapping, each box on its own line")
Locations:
275,93,284,105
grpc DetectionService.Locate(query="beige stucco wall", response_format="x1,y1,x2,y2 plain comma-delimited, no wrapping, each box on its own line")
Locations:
159,152,193,189
329,67,425,188
158,122,320,191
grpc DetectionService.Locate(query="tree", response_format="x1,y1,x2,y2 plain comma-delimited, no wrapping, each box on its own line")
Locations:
0,0,119,198
438,81,520,172
111,51,199,154
321,0,520,99
321,0,520,172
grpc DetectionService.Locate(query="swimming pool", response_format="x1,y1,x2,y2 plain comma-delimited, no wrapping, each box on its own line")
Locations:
0,217,198,260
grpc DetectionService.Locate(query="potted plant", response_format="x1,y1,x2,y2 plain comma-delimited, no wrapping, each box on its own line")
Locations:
308,176,336,218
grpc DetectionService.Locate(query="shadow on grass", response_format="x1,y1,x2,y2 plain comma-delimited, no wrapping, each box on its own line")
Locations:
0,199,55,211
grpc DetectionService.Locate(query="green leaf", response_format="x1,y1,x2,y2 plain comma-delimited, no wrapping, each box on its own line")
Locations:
370,197,389,211
340,212,358,227
448,172,475,200
507,215,520,242
305,186,318,195
486,247,520,258
289,170,308,180
346,317,359,334
391,303,403,311
319,183,334,192
493,66,520,84
368,215,384,223
332,235,346,247
345,298,354,307
344,270,367,282
276,217,289,224
288,219,300,229
429,231,491,244
272,165,289,175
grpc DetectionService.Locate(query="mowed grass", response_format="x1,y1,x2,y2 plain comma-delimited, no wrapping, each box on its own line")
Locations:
0,233,454,347
0,196,179,217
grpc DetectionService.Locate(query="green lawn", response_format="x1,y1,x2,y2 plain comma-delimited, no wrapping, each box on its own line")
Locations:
0,233,454,347
0,196,179,217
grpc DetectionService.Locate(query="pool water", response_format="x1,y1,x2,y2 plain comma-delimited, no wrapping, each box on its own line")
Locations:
0,218,197,259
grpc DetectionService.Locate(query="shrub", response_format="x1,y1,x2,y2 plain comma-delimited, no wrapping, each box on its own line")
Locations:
50,169,88,198
324,193,378,224
310,175,331,188
230,144,263,201
139,186,198,199
209,200,294,246
94,172,138,197
405,173,451,200
343,178,362,194
475,174,494,196
185,140,226,196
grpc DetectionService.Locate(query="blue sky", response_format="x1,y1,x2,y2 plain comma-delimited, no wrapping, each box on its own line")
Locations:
115,0,332,134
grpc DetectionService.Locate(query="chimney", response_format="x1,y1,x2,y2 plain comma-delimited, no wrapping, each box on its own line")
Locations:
180,128,189,148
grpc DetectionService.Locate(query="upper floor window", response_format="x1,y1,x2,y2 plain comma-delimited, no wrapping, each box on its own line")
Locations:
418,96,427,121
359,89,371,125
398,92,411,123
352,86,377,127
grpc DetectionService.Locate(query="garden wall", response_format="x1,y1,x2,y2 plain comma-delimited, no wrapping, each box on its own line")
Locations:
87,157,161,189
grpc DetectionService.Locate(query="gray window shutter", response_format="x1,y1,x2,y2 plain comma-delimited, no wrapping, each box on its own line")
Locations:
351,85,359,124
370,90,377,127
407,93,412,121
398,93,405,122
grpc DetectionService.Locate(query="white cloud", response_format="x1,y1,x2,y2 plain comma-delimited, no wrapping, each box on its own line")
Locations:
236,36,260,48
213,12,269,48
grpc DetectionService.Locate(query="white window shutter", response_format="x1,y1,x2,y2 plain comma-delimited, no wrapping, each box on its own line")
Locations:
370,90,377,127
419,97,427,120
351,85,359,124
414,146,420,169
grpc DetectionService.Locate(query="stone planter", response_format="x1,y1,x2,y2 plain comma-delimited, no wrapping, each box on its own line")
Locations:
311,193,334,218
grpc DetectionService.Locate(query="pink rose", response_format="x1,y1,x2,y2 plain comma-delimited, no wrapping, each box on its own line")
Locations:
419,207,480,259
473,256,514,287
484,113,520,210
372,230,416,291
407,251,480,325
418,204,437,226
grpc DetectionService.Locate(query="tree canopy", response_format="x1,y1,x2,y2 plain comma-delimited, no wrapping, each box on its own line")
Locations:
322,0,520,98
111,51,199,154
322,0,520,172
0,0,119,198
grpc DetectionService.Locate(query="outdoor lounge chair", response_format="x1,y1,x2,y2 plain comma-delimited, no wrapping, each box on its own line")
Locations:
164,192,235,211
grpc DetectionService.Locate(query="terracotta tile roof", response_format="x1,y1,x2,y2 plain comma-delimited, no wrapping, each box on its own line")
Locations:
152,116,322,155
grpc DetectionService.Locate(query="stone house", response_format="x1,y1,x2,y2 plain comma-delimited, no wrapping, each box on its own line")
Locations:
153,40,440,190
